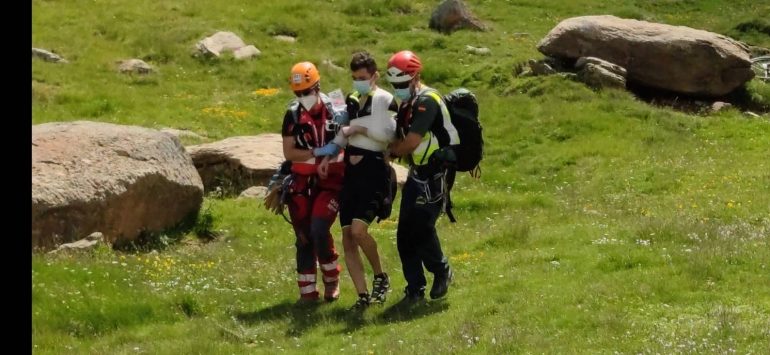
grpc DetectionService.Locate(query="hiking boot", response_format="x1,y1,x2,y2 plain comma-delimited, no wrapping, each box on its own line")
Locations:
429,265,453,299
403,287,425,303
370,273,390,304
324,280,340,302
296,293,320,306
349,293,371,310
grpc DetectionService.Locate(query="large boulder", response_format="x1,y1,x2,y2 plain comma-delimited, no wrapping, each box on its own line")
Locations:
429,0,486,34
32,121,204,250
537,15,754,97
187,134,285,193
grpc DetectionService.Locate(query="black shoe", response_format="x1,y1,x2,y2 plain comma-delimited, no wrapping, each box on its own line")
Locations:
350,293,370,310
430,266,453,299
403,287,425,302
370,273,390,304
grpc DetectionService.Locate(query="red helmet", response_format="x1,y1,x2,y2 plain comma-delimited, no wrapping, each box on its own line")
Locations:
386,50,422,83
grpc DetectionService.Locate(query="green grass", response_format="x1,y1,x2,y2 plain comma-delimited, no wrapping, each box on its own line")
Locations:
32,0,770,353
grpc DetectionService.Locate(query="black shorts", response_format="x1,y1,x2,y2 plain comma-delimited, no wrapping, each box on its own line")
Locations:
339,146,390,227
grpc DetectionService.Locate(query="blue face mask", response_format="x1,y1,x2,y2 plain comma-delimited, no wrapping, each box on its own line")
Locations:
353,80,372,95
394,88,411,101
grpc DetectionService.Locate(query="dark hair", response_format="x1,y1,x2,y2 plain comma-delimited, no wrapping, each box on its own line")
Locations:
350,51,377,74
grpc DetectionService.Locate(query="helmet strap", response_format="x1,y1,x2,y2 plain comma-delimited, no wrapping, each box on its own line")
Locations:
410,77,421,96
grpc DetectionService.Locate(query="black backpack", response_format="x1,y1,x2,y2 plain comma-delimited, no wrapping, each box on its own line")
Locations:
422,88,484,223
443,88,483,177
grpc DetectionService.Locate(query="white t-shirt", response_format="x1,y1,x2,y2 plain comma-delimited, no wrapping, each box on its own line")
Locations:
333,87,396,152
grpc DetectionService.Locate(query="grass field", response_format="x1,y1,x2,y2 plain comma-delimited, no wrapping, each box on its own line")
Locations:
32,0,770,353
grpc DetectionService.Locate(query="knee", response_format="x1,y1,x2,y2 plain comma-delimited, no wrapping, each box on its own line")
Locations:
350,225,369,243
342,232,357,253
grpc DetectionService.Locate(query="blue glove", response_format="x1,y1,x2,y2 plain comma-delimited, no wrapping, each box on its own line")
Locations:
312,142,340,157
333,109,349,125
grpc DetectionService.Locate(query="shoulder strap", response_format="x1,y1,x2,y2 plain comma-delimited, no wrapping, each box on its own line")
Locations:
288,100,301,123
424,91,442,106
416,87,460,147
417,87,446,116
417,86,439,100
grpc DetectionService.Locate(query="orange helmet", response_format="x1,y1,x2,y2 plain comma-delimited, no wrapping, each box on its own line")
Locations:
289,62,320,91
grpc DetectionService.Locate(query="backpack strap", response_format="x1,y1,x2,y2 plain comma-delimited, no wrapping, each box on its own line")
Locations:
444,168,457,223
417,88,460,146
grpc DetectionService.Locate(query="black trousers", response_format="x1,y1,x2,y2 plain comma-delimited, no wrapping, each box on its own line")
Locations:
396,167,450,292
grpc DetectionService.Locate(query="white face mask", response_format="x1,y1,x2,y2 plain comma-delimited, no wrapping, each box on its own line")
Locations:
298,94,318,110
